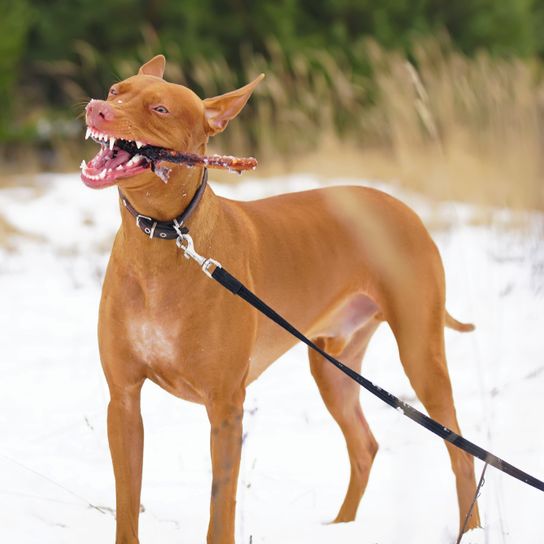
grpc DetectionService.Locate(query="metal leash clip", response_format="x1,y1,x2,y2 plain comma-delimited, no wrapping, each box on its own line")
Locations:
176,233,221,278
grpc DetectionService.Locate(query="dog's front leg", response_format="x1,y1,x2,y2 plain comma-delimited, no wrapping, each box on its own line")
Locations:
107,386,144,544
206,390,245,544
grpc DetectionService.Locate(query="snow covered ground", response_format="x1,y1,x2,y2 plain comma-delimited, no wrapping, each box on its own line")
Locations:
0,172,543,543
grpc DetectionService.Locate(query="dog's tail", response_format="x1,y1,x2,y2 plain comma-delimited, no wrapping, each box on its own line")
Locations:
445,311,475,332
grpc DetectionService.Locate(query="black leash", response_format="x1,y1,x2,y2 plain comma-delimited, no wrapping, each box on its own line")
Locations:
456,462,488,543
208,265,544,493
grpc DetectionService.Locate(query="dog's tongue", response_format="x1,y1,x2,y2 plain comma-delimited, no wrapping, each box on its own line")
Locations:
90,148,131,171
82,145,151,189
107,149,132,170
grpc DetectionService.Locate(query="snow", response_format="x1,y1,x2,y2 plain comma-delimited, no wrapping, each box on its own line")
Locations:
0,173,543,543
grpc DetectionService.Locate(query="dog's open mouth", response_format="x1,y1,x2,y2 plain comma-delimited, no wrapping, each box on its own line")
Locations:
80,127,157,189
81,125,259,189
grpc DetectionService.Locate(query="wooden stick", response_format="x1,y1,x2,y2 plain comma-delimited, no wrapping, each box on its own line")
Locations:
143,147,258,174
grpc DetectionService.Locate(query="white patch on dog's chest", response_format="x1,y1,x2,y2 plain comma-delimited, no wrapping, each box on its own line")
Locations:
126,318,179,366
125,318,204,403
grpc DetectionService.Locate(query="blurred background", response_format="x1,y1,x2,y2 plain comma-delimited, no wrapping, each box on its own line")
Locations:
2,0,544,208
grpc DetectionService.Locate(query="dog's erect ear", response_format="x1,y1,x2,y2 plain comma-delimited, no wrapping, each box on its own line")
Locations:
138,55,166,78
203,74,265,135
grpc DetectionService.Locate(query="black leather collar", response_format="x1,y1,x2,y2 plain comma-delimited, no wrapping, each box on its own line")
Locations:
118,168,208,240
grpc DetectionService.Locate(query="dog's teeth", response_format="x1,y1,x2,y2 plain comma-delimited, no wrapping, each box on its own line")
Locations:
116,165,123,171
85,128,91,140
135,141,144,149
127,154,142,167
99,170,106,179
80,160,86,170
109,137,116,150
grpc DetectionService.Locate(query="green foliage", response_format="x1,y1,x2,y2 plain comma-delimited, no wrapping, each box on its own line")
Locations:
428,0,536,56
0,0,32,138
3,0,544,147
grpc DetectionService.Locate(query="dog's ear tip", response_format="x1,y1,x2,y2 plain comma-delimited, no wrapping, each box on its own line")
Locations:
138,55,166,78
203,74,265,135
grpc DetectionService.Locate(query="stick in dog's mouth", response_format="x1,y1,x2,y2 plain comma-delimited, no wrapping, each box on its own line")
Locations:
80,126,258,189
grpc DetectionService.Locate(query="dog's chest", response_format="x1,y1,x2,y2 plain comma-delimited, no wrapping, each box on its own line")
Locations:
125,317,204,402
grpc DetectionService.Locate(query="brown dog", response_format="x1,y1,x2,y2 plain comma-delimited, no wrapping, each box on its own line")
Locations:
82,55,480,543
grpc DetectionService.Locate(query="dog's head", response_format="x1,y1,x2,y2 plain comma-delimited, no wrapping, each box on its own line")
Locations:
81,55,263,189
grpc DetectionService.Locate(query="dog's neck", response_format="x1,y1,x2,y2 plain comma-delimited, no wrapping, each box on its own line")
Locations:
116,164,221,273
120,164,207,221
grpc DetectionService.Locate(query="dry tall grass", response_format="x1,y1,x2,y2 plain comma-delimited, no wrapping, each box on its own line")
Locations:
362,38,544,210
103,37,544,209
6,37,544,210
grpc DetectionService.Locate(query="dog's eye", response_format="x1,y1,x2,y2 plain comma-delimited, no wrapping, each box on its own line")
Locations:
109,87,119,96
153,105,169,114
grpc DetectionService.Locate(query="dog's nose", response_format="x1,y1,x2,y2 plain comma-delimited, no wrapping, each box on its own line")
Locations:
86,99,115,127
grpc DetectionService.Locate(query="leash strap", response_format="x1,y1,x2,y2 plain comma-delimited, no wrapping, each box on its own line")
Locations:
456,462,488,543
118,168,208,240
209,264,544,493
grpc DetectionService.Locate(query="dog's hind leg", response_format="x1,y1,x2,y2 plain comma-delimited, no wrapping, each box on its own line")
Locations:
385,294,481,533
308,318,381,523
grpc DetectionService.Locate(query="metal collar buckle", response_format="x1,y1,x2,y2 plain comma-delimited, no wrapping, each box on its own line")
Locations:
136,214,158,238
